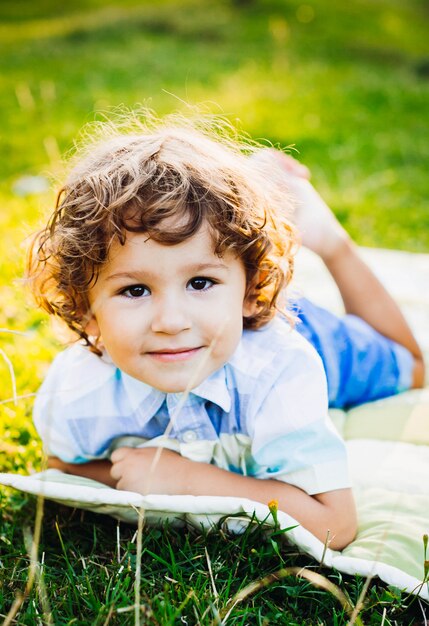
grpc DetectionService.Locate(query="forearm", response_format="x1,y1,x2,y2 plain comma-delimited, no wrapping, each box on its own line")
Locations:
110,447,357,549
178,461,356,550
324,238,425,387
47,456,117,488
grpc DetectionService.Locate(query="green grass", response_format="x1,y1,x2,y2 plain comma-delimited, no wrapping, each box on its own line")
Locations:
1,501,426,624
1,0,428,623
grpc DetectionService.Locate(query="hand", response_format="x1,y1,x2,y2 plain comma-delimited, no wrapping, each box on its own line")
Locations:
110,446,191,495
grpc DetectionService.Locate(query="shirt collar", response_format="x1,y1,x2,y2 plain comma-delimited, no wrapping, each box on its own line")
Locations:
120,371,165,416
191,365,231,412
119,364,231,421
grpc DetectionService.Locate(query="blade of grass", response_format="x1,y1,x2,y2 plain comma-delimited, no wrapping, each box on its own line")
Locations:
217,566,363,626
0,349,17,406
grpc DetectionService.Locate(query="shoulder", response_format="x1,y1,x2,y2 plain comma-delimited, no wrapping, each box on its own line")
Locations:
36,343,116,406
229,314,324,381
223,315,327,422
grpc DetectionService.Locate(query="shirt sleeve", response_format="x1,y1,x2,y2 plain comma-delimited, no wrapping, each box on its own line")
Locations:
34,351,82,462
246,334,350,495
33,346,112,463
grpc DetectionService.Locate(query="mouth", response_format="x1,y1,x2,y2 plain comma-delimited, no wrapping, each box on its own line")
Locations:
146,347,203,363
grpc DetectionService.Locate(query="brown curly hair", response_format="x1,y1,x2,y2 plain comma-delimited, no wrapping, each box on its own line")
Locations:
27,111,298,354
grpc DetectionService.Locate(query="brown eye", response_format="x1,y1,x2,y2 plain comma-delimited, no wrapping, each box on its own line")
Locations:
188,278,214,291
122,285,149,298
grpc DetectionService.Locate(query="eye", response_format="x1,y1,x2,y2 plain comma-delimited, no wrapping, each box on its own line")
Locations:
120,284,150,298
187,277,215,291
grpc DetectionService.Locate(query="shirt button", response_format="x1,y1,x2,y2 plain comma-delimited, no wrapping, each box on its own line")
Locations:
182,430,197,443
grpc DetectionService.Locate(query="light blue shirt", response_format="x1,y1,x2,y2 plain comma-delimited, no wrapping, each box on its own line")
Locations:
34,316,350,495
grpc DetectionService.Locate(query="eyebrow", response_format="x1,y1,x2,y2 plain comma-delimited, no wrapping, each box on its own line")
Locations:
104,262,229,282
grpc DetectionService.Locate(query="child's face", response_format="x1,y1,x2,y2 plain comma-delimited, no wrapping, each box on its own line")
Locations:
87,224,254,393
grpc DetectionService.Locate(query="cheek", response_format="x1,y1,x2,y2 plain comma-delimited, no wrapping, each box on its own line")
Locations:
207,305,243,360
95,315,136,356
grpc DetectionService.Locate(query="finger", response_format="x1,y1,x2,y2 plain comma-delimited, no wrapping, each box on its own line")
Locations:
110,461,122,481
115,477,127,492
110,446,131,463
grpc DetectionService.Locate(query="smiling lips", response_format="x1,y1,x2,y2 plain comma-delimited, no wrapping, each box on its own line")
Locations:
147,347,202,362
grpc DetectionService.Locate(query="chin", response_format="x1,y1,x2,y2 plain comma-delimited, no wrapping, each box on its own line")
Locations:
150,378,195,394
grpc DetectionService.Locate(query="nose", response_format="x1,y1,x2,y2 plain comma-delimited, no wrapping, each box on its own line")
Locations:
150,294,192,335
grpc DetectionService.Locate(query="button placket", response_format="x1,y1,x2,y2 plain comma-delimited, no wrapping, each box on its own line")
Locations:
166,393,183,436
166,393,198,441
182,429,197,443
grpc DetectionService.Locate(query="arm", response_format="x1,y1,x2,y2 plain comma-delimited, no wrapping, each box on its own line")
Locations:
110,447,357,550
47,456,117,488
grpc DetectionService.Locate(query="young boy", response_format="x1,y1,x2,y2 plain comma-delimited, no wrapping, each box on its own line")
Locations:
29,115,424,550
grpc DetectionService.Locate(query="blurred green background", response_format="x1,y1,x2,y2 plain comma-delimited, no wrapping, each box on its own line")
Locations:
0,0,428,470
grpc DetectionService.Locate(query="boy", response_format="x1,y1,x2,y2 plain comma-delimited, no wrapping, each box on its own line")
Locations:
29,115,424,550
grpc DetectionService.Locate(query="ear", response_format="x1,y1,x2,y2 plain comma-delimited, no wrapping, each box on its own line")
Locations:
242,294,258,318
243,270,268,318
84,314,100,338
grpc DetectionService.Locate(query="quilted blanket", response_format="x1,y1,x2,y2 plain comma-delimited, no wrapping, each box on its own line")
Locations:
1,247,428,598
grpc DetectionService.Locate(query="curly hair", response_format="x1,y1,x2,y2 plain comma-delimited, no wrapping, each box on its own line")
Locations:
27,110,299,354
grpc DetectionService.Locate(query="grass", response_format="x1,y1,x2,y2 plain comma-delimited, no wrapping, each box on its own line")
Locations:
0,0,428,623
1,501,427,624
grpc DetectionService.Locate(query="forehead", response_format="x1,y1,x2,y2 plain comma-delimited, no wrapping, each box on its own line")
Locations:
101,224,239,276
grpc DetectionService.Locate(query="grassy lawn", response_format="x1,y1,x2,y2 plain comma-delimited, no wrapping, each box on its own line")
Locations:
0,0,428,623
